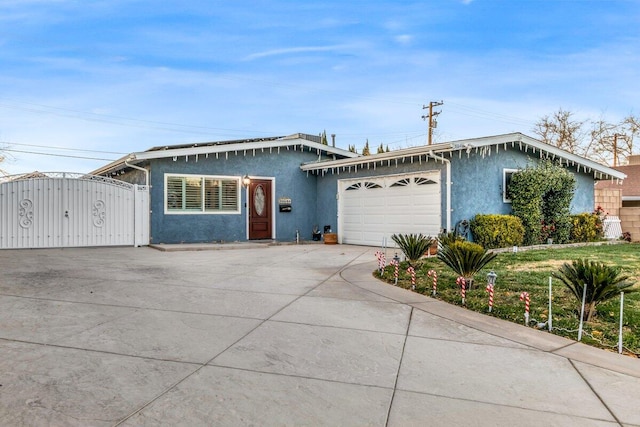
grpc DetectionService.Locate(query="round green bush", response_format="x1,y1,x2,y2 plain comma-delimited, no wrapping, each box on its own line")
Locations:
470,214,524,249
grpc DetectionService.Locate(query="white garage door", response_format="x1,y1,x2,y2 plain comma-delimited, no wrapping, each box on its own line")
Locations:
338,171,441,246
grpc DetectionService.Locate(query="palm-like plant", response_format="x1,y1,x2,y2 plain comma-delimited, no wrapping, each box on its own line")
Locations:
391,233,435,266
552,259,636,321
437,240,497,288
437,231,464,249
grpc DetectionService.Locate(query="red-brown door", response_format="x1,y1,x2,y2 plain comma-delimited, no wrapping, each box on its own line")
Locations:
248,179,272,240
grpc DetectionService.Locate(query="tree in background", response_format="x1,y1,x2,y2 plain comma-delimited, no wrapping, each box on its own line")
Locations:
320,130,328,145
348,144,357,153
533,109,640,166
362,140,371,156
533,109,586,155
377,143,385,154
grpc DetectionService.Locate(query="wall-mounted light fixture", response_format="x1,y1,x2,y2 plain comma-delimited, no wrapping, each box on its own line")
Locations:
242,174,251,187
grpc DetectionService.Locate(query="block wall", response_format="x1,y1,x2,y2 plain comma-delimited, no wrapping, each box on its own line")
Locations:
620,207,640,241
594,188,621,217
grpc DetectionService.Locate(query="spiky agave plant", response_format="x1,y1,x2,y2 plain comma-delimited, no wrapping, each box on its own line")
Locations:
437,240,497,288
552,259,636,321
391,233,435,266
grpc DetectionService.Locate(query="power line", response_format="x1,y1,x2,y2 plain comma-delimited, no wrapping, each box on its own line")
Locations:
446,101,535,127
1,148,116,162
0,141,128,155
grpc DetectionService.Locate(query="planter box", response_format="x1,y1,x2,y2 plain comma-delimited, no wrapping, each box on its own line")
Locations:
324,233,338,245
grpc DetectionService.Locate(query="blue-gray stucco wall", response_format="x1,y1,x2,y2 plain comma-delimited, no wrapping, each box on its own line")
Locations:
147,149,323,244
315,147,596,236
449,147,595,228
141,144,597,244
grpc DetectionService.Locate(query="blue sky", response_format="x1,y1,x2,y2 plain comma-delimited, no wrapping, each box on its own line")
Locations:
1,0,639,174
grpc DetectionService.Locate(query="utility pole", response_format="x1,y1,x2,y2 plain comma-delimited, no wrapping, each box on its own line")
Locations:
611,133,628,167
422,100,443,145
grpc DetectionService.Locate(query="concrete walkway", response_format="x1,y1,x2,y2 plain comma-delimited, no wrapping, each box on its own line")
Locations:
0,244,638,426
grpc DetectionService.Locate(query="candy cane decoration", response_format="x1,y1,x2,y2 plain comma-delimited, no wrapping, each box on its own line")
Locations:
486,284,494,312
428,269,438,296
392,260,399,285
456,276,466,304
374,251,385,274
520,292,530,325
407,266,416,290
380,252,386,275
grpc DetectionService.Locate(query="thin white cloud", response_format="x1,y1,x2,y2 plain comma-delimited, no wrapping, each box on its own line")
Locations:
243,45,355,61
461,0,474,4
395,34,413,45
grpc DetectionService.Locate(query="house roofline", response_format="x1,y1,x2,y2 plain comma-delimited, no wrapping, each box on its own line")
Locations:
301,132,626,181
91,134,358,176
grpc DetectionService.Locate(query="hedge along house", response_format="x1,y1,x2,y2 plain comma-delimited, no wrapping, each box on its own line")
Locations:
304,132,625,246
93,133,358,244
93,132,624,247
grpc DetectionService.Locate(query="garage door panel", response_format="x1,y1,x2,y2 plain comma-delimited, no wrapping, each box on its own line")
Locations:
339,172,441,246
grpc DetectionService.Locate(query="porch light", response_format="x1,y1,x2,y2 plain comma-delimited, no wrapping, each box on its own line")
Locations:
242,175,251,187
487,270,497,286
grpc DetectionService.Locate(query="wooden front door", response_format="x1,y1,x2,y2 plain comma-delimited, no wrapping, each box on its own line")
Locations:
249,179,272,240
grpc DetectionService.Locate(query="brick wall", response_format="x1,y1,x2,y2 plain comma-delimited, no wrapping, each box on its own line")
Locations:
594,188,621,217
620,207,640,241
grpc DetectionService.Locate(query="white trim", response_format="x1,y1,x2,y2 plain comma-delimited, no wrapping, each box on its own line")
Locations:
164,173,241,215
136,138,356,162
502,168,520,203
301,132,626,181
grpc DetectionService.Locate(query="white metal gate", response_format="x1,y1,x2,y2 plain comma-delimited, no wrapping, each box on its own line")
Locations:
0,173,149,249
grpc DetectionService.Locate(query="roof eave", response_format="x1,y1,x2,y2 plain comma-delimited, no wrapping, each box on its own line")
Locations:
133,137,357,161
301,141,453,171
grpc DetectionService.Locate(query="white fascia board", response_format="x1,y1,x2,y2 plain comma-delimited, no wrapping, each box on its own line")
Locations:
132,137,358,161
301,141,453,171
90,154,135,175
452,132,626,180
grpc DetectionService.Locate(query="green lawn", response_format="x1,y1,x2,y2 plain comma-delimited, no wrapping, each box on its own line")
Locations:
377,242,640,358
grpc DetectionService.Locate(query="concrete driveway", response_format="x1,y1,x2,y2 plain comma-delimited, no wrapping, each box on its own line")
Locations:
0,244,638,426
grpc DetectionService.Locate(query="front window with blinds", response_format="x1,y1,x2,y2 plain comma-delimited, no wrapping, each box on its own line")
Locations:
165,174,240,214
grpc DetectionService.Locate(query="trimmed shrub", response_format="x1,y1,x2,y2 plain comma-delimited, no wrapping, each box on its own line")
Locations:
470,214,524,249
570,212,603,242
509,160,576,245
